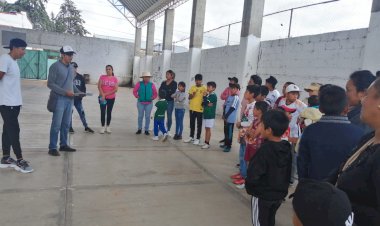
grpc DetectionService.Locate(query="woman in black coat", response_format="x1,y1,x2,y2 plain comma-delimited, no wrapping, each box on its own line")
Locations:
331,78,380,226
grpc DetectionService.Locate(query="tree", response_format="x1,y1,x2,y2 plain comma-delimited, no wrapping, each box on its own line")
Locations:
53,0,89,36
10,0,54,31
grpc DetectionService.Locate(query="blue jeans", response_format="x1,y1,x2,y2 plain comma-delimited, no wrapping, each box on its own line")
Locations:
175,109,185,136
166,100,174,132
239,143,247,178
137,102,153,131
154,119,167,136
70,99,88,128
49,96,73,150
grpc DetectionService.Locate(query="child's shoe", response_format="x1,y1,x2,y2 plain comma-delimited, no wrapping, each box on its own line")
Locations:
201,144,210,149
106,126,112,134
230,173,242,179
152,136,159,141
223,147,231,152
162,133,168,142
233,178,245,185
100,127,106,134
236,183,245,189
184,137,194,143
193,139,200,145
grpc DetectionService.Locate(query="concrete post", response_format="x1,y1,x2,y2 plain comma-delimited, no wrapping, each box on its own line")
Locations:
236,0,265,116
132,27,141,86
187,0,207,86
160,9,175,85
143,20,155,76
362,0,380,73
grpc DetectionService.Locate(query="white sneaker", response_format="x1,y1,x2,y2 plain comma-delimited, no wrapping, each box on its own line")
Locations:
201,144,210,149
162,133,168,142
100,127,105,134
184,137,194,143
236,183,245,189
106,126,112,134
168,132,174,137
152,136,159,141
193,139,200,145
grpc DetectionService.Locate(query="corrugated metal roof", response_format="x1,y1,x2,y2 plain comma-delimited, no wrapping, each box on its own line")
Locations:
119,0,160,18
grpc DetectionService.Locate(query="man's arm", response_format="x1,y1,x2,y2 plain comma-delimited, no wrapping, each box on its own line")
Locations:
297,135,310,179
47,65,69,96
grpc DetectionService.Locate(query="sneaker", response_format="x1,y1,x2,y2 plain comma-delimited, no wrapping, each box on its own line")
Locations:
0,156,17,168
69,127,74,134
15,160,33,173
106,126,112,134
177,135,182,140
152,136,159,141
100,127,106,134
219,144,226,149
48,149,60,156
145,131,150,136
233,178,245,185
85,127,95,133
162,133,168,142
236,183,245,189
173,134,178,140
168,132,174,137
223,147,231,152
136,129,142,134
230,173,242,179
193,139,200,145
219,139,225,143
201,144,210,149
59,146,77,152
184,137,194,143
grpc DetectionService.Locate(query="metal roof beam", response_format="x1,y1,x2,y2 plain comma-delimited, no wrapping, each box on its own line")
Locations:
106,0,137,27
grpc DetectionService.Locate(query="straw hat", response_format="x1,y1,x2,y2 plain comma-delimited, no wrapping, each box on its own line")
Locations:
140,72,152,78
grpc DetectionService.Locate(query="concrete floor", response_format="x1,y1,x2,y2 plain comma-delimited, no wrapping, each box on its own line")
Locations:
0,80,294,226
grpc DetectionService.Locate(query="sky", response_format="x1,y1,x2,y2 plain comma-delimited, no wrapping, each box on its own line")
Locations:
6,0,374,49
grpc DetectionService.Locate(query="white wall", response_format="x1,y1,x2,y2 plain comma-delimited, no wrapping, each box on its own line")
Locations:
170,52,190,85
257,28,368,91
0,26,135,84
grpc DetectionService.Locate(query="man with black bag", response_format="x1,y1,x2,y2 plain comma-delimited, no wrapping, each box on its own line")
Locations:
0,38,33,173
47,46,81,156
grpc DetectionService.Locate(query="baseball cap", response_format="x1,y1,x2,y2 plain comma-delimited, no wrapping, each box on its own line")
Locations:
4,38,27,49
60,46,76,55
291,179,354,226
304,82,322,92
286,84,301,93
71,62,78,68
228,77,239,83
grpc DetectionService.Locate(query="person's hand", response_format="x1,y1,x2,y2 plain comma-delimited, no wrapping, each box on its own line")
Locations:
288,137,298,144
101,95,106,101
66,91,74,97
207,102,213,107
236,122,241,128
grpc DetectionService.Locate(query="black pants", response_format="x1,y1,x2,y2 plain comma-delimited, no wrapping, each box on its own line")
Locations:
100,98,115,127
189,110,202,139
251,196,282,226
0,106,23,159
224,123,234,148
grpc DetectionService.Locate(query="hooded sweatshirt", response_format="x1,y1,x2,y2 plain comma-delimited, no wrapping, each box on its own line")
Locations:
245,140,292,200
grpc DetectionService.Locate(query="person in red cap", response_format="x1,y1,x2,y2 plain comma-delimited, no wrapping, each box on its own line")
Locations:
0,38,33,173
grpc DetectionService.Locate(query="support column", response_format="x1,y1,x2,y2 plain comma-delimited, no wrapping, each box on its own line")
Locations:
236,0,265,100
132,27,141,86
143,20,155,74
361,0,380,73
187,0,206,85
161,9,175,82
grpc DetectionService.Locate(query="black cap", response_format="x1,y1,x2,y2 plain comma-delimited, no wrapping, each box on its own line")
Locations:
4,38,27,49
71,62,78,68
291,179,354,226
228,77,239,83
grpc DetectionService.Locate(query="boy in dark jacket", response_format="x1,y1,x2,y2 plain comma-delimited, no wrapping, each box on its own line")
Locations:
245,110,292,226
69,62,94,134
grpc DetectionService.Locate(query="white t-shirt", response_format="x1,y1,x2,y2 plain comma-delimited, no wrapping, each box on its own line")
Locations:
0,54,22,106
266,89,281,108
242,101,256,125
278,98,307,138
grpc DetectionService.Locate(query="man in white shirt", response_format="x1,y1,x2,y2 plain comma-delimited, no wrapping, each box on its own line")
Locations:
0,38,33,173
265,76,281,108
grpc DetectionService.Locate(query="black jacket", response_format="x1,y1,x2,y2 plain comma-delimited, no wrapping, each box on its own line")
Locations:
159,80,177,101
329,132,380,226
73,73,86,101
245,140,292,201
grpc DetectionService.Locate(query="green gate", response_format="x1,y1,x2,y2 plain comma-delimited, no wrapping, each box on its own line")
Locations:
18,50,60,80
